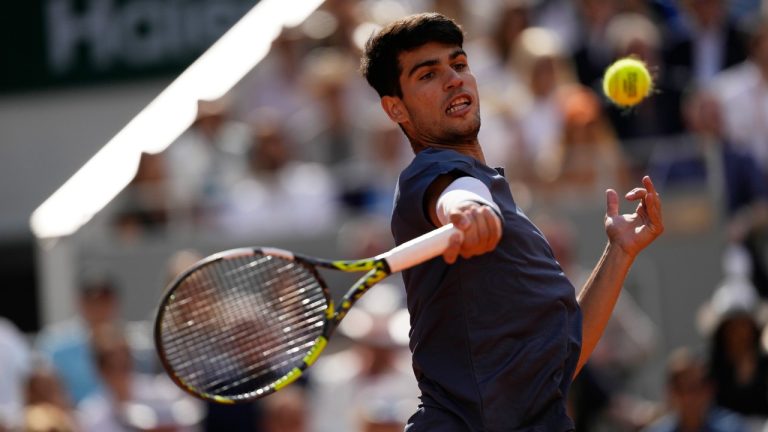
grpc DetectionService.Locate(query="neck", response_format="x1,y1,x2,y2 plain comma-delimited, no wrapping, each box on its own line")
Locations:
411,140,486,164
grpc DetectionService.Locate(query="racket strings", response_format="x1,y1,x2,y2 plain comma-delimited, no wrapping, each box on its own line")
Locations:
162,257,324,393
162,282,323,381
159,254,328,398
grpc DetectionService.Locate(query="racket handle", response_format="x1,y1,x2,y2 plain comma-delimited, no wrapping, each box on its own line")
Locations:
378,223,462,273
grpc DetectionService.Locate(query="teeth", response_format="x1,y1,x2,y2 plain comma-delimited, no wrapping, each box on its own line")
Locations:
447,97,470,113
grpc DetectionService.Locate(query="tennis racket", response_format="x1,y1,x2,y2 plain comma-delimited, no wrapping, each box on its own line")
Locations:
154,223,460,404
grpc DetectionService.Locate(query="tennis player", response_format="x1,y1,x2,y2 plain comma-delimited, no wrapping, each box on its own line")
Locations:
360,13,664,431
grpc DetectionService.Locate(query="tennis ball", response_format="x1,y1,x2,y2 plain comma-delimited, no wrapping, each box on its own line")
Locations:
602,58,652,107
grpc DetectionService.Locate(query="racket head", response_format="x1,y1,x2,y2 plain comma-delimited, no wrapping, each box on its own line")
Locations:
154,247,332,404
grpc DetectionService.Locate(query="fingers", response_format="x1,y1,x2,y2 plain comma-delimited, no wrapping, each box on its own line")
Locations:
612,176,665,236
444,203,502,262
449,211,471,231
606,189,619,217
641,176,664,234
458,209,482,257
484,206,503,251
444,212,468,264
460,206,495,259
624,187,647,201
442,231,463,264
624,176,656,202
642,175,655,193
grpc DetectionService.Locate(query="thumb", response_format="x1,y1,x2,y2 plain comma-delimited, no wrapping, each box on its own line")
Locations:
606,189,619,217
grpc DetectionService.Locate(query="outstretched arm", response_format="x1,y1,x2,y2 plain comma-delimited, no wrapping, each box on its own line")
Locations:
575,176,664,377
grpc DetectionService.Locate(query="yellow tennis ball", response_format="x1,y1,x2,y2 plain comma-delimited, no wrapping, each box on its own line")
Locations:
602,58,652,107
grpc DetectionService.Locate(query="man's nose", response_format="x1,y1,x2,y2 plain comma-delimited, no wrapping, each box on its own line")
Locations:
444,69,463,90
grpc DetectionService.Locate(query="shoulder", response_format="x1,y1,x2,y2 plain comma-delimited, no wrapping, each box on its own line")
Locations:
707,406,749,431
400,149,476,182
395,149,476,213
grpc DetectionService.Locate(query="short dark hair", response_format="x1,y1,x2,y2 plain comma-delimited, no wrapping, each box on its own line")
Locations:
361,12,464,98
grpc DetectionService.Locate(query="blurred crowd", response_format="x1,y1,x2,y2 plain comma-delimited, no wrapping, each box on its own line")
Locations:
6,0,768,430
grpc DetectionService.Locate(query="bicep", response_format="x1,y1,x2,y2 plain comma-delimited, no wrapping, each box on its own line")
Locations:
424,173,463,227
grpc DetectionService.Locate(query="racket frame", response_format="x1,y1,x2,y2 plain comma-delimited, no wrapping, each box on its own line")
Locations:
154,247,392,404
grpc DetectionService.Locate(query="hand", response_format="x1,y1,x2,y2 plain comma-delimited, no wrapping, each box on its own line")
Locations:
605,176,664,258
442,202,502,264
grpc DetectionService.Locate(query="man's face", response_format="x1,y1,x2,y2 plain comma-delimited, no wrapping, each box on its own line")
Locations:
386,42,481,146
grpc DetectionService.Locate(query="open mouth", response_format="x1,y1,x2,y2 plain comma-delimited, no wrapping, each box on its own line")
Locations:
446,96,471,115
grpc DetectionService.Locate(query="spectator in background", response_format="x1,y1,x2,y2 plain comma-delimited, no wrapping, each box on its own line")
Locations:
36,272,121,405
123,248,207,378
308,282,418,432
164,97,251,228
467,0,530,172
77,323,203,432
337,114,410,217
536,214,658,431
507,26,576,186
114,152,170,241
428,0,470,34
642,346,748,432
312,203,410,432
335,215,397,265
213,113,338,240
163,249,203,283
239,26,313,123
313,0,365,55
710,16,768,297
711,14,768,176
22,362,80,432
697,245,768,428
0,316,32,430
260,387,307,432
22,403,79,432
664,0,748,89
604,12,684,164
534,84,630,207
24,358,75,414
355,380,414,432
22,356,80,432
486,0,531,70
649,87,768,214
300,47,371,166
142,247,268,432
649,87,768,291
572,0,620,92
529,0,580,53
709,304,768,424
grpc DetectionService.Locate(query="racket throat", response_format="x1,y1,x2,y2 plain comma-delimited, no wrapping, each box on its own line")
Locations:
330,264,390,326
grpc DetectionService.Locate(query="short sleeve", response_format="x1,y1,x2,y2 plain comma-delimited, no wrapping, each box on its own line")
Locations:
391,149,475,244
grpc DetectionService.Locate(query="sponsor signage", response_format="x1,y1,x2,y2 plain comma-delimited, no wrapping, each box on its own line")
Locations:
2,0,256,92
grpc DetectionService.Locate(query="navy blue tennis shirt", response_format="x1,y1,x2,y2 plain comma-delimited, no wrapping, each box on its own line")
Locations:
392,148,582,431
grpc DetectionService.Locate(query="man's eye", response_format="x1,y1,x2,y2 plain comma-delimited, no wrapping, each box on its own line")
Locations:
453,63,467,71
419,72,434,80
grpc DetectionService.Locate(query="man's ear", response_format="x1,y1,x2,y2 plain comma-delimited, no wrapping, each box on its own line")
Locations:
381,96,408,123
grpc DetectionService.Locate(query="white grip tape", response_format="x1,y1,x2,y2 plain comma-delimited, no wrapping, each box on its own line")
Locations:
377,223,462,273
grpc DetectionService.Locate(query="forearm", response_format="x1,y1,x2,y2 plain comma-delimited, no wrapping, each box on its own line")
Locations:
574,243,635,377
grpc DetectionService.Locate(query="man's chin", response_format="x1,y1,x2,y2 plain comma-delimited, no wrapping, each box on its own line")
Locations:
447,119,481,142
